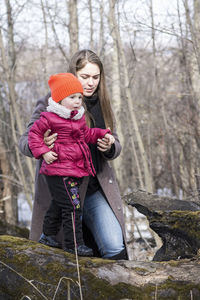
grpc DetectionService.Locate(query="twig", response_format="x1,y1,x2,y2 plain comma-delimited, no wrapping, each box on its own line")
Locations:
53,276,75,300
71,212,83,300
155,284,158,300
0,260,48,300
133,217,152,250
0,174,23,187
67,280,71,300
0,195,11,202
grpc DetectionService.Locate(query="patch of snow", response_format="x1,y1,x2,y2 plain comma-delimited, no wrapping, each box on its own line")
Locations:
17,193,32,228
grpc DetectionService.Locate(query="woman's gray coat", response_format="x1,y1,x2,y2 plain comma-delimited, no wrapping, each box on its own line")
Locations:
19,93,127,253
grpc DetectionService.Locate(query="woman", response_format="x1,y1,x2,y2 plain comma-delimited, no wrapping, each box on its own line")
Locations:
19,49,128,259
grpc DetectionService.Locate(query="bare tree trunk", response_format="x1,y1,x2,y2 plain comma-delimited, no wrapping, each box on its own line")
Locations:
68,0,79,56
131,138,145,190
40,0,49,91
0,3,33,211
88,0,94,50
161,105,179,196
108,0,152,192
98,0,105,58
193,0,200,65
184,0,200,72
149,0,180,197
1,2,18,222
189,0,200,198
121,32,153,192
182,0,200,198
0,138,13,223
108,0,125,185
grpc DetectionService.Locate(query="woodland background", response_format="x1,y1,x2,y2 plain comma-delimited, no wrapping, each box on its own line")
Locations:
0,0,200,252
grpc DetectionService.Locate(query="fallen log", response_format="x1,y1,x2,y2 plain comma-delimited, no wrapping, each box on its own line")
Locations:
123,190,200,261
1,235,200,299
0,219,29,238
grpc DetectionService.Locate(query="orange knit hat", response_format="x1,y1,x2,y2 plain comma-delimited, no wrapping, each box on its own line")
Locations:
48,73,83,103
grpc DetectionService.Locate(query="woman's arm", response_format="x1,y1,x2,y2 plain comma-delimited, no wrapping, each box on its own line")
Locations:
18,94,50,157
28,114,53,159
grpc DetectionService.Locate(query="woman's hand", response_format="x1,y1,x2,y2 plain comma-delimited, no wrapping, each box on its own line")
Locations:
97,134,115,152
43,151,58,164
44,129,58,149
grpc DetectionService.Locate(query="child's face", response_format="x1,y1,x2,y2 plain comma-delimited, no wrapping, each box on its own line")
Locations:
60,93,82,110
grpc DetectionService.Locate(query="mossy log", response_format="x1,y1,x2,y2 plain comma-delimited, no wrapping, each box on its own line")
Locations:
1,235,200,300
0,219,29,238
123,190,200,261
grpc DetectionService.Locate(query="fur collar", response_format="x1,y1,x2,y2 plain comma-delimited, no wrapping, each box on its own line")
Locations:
47,97,85,120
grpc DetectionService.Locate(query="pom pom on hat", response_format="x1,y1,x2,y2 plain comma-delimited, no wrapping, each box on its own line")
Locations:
48,73,83,103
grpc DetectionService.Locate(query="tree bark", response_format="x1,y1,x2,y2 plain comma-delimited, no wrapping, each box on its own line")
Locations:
123,189,200,261
0,5,34,212
108,0,124,184
88,0,94,50
0,138,12,223
177,0,200,198
68,0,79,56
40,0,49,91
1,235,200,299
98,0,105,58
108,0,152,192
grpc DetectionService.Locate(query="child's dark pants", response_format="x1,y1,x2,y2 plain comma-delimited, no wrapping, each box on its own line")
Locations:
43,176,83,249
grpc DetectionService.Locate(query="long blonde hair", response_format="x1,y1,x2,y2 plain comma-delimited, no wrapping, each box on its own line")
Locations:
68,49,114,131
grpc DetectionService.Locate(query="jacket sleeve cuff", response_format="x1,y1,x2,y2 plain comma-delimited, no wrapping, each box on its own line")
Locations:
103,143,115,159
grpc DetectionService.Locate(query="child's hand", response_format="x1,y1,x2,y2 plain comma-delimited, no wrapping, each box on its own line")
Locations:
97,133,115,152
43,151,58,164
104,133,115,146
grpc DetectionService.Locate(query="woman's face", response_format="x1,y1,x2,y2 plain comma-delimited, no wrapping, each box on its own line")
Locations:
76,62,100,97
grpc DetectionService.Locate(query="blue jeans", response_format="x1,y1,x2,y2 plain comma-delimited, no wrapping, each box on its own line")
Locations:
83,190,124,258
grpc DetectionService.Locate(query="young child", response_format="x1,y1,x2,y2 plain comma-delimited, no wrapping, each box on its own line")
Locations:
28,73,115,256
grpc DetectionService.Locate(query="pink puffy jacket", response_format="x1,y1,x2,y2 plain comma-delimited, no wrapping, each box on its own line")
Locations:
28,111,110,178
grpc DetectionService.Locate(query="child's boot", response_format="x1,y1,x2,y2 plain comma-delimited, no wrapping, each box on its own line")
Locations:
39,233,61,248
64,244,93,256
